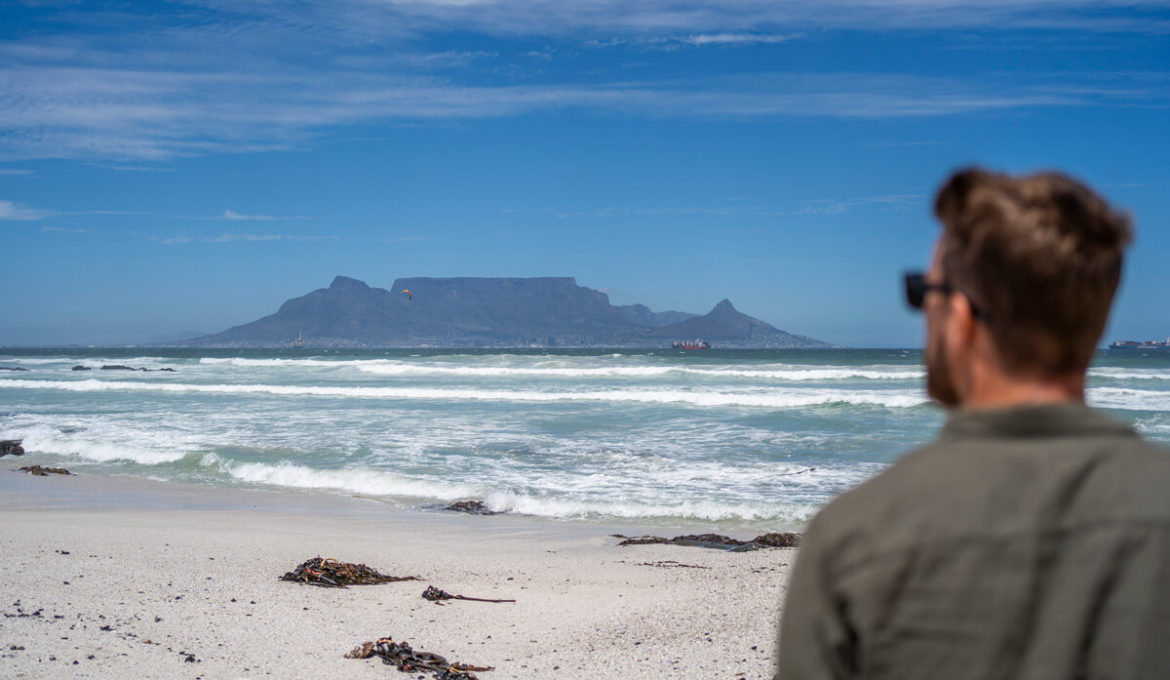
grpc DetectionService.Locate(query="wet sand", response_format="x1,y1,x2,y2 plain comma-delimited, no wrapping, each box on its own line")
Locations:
0,468,791,679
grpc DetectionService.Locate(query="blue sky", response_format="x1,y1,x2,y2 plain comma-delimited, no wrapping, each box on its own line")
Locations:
2,0,1168,347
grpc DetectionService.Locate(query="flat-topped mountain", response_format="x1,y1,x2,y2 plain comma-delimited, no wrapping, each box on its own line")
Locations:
185,276,830,348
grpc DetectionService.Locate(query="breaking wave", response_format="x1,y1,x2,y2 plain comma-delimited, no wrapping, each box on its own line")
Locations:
479,489,817,523
6,423,188,465
204,456,480,500
356,364,924,381
0,378,928,409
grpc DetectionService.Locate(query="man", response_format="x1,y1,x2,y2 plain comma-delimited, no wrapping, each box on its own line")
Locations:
777,168,1170,679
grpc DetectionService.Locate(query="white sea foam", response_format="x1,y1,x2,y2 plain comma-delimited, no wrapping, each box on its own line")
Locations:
199,357,356,367
220,461,479,500
355,363,923,381
196,356,924,381
1089,368,1170,381
213,458,823,522
0,378,928,409
2,356,172,367
356,364,677,378
5,423,187,465
1087,387,1170,412
480,489,816,523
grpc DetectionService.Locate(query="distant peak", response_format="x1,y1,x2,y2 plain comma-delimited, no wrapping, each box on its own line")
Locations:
710,299,737,314
330,276,369,290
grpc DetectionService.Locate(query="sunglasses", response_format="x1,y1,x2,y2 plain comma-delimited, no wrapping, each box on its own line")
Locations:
903,271,988,321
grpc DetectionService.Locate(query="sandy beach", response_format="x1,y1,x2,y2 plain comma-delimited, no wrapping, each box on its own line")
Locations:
1,467,791,679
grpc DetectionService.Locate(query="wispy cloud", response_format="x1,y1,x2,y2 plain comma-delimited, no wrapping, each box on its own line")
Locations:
795,202,849,216
221,209,311,222
790,193,924,216
207,0,1170,38
644,33,796,49
678,33,793,45
158,232,336,244
3,63,1158,161
504,194,924,219
82,162,176,173
0,168,33,176
0,200,143,221
41,226,88,234
1,1,1166,161
0,200,53,220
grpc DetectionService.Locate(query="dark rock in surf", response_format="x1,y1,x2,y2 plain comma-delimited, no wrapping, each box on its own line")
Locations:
100,365,138,371
19,465,71,476
72,366,91,371
0,366,28,371
0,440,24,457
444,500,499,515
660,534,747,550
615,531,802,552
615,535,671,546
753,532,801,548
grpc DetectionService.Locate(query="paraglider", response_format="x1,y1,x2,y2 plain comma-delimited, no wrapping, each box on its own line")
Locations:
401,289,412,301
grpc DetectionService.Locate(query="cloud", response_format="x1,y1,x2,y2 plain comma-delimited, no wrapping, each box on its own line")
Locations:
678,32,793,45
795,202,849,215
0,200,53,220
504,194,924,219
789,193,924,216
220,210,311,221
0,168,33,176
647,33,795,48
157,232,336,244
41,226,88,234
223,210,274,221
3,64,1154,161
203,0,1170,38
0,2,1166,161
208,233,284,242
82,162,176,173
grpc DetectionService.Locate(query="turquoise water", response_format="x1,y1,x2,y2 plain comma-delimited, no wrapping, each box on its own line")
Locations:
2,348,1168,531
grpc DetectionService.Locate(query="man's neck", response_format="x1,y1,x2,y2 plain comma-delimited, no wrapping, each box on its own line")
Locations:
961,370,1085,410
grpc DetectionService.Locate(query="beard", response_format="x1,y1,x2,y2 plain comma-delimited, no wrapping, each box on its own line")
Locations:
926,328,960,407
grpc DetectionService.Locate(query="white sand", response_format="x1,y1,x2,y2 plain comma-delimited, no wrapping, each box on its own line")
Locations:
0,468,792,679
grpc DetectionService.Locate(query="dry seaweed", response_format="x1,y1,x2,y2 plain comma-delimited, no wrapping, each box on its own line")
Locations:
422,585,515,604
280,557,419,588
346,636,493,679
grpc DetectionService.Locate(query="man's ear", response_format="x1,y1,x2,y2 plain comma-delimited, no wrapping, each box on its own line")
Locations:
949,293,980,348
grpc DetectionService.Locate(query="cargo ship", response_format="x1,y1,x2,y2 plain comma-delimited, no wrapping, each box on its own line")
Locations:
672,339,710,350
1109,338,1170,349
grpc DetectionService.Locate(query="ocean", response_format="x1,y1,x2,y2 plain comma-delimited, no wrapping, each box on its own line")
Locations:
2,348,1168,532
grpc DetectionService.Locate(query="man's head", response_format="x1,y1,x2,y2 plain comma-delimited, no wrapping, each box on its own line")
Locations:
922,168,1133,406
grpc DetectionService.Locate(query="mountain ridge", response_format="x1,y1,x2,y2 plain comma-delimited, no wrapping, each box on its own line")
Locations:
184,276,832,348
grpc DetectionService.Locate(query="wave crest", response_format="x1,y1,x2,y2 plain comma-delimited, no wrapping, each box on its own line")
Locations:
0,378,928,409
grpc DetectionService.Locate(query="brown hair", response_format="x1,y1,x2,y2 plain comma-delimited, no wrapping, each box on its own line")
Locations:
934,167,1133,376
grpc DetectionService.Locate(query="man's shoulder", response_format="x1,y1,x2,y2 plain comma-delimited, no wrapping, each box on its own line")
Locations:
806,419,1170,563
807,442,942,534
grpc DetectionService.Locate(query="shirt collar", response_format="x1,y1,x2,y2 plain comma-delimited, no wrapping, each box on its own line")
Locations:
939,401,1136,441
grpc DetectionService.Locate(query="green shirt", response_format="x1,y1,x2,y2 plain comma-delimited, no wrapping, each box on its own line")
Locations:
778,402,1170,680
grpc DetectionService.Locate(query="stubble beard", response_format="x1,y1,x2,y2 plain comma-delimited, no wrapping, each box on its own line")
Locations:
926,327,960,408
